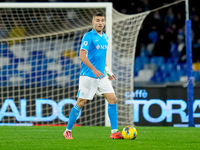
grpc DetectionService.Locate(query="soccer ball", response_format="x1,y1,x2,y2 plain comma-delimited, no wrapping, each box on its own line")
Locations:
122,125,137,140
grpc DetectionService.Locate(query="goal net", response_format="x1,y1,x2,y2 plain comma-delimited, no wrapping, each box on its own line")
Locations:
0,3,149,126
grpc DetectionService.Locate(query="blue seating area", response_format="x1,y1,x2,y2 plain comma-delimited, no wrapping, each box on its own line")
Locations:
134,55,200,83
0,43,80,87
1,40,200,87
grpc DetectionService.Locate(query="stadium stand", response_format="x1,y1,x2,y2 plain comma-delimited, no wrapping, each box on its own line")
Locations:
0,0,199,86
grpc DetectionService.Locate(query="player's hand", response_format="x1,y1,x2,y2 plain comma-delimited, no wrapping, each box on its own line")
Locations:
108,75,117,80
92,69,104,79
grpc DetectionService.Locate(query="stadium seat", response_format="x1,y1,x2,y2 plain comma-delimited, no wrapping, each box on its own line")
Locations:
47,62,62,73
140,49,149,57
0,57,10,68
144,63,158,72
165,76,178,82
8,76,24,86
151,70,169,82
179,76,188,82
134,62,144,76
134,69,154,82
150,56,165,67
17,63,32,73
193,71,200,81
176,63,187,71
55,75,71,86
42,59,48,64
159,63,175,72
72,56,81,67
31,50,44,57
166,57,179,65
175,63,187,75
1,50,14,58
165,70,184,82
0,43,8,53
0,75,7,81
134,56,149,73
179,71,200,82
2,65,13,70
47,70,58,79
0,81,7,86
18,70,25,78
135,56,149,65
13,58,25,63
151,74,163,82
60,56,71,66
47,58,54,63
9,44,29,59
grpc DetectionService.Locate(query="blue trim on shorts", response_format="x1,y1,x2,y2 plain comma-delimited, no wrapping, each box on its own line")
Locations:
77,89,81,98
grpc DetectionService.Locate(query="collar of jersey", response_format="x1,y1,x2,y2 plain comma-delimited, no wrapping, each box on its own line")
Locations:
92,29,104,35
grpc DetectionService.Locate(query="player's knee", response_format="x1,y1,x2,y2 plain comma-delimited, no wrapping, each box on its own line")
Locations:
77,99,87,108
109,97,117,104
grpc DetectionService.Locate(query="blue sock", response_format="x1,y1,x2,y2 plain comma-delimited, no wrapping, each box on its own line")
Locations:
66,105,82,130
108,103,118,130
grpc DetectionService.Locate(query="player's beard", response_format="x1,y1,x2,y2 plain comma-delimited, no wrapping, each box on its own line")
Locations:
96,26,103,34
96,29,101,33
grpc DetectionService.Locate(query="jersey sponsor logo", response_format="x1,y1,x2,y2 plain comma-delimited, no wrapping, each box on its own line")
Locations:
96,45,100,50
96,45,108,50
84,41,88,46
95,40,98,42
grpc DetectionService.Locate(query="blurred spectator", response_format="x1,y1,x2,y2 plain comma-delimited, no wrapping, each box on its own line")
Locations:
173,12,184,29
142,0,149,11
151,10,164,33
165,23,178,43
153,34,171,59
191,14,200,43
164,7,174,28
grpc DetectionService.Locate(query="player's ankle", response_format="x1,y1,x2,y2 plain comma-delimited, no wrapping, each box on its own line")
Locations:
65,128,72,132
111,129,118,134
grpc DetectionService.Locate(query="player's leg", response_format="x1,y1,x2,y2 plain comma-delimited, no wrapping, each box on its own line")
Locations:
103,93,122,139
63,98,87,139
103,93,117,130
98,77,123,139
64,76,98,139
66,98,87,130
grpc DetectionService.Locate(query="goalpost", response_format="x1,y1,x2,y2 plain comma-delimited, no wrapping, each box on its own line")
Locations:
0,1,190,127
0,2,149,126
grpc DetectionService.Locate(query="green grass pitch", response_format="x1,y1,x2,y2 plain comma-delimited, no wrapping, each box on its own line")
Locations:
0,126,200,150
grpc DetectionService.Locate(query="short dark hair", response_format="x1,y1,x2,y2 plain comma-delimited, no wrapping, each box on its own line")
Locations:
93,12,105,18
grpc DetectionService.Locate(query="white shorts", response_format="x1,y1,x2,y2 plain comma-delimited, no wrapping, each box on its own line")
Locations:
77,76,115,100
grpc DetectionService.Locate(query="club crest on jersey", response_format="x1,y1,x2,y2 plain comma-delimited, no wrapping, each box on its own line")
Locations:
96,45,108,50
84,41,88,46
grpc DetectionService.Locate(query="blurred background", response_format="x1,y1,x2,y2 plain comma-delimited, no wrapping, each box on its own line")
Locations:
0,0,199,85
0,0,199,127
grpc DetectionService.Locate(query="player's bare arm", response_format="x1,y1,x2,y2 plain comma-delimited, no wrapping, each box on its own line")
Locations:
79,49,104,79
105,63,117,80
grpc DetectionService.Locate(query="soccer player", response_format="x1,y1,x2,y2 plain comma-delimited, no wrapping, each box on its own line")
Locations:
63,12,123,139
